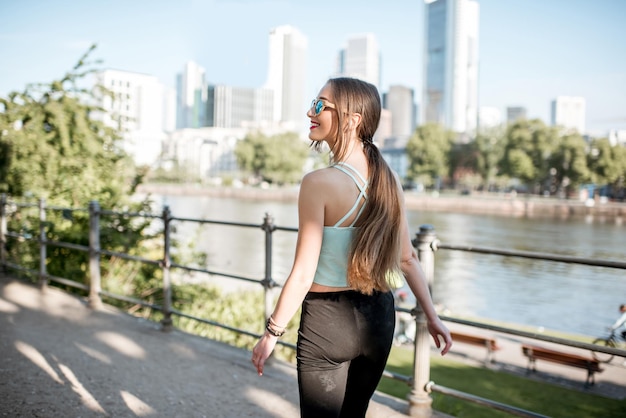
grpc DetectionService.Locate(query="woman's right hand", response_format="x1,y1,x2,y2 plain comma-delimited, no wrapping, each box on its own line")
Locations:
251,333,279,376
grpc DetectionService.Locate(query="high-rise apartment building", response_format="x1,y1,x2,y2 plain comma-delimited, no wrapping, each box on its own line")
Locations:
551,96,586,134
335,34,381,89
506,106,527,123
207,85,274,129
176,61,207,129
93,69,175,166
383,85,417,140
264,25,308,131
423,0,479,136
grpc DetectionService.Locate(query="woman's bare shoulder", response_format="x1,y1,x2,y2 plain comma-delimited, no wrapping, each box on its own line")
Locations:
302,167,338,187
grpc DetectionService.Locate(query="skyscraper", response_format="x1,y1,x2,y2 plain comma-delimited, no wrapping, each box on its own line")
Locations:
383,85,417,140
264,25,308,131
335,34,381,89
423,0,479,136
176,61,207,129
551,96,586,134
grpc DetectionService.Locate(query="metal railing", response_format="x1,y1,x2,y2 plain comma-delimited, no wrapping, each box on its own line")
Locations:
1,194,625,418
0,195,295,348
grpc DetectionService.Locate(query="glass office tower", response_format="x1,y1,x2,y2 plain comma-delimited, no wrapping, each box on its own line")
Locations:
423,0,479,136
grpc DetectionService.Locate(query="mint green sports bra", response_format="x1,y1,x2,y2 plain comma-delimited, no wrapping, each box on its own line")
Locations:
313,162,368,287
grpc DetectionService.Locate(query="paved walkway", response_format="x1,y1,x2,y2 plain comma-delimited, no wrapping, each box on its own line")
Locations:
1,274,624,418
0,275,424,418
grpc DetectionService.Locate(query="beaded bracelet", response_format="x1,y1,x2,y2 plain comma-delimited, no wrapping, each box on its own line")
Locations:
266,317,285,337
268,315,285,329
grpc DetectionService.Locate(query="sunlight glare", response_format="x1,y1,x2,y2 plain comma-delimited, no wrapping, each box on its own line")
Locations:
59,363,106,414
15,340,63,384
245,387,299,417
120,390,157,416
75,342,112,364
0,298,19,313
95,331,146,359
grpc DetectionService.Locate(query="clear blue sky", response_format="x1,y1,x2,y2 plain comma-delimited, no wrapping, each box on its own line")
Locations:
2,0,625,133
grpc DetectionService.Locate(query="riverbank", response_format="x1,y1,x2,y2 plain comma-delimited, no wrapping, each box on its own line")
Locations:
136,183,626,220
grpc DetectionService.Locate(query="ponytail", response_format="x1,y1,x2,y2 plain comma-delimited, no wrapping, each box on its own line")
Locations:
347,143,403,295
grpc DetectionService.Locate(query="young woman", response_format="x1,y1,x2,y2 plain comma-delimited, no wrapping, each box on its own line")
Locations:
251,77,452,417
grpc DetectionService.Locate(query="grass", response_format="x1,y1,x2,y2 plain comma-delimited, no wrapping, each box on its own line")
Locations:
378,346,626,418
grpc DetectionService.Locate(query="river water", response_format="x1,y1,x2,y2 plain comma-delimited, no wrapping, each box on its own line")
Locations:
146,193,625,338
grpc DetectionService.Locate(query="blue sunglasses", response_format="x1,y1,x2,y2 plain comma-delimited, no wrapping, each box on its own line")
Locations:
310,98,336,116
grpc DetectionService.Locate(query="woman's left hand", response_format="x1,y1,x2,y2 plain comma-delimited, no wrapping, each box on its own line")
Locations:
251,333,278,376
427,317,453,356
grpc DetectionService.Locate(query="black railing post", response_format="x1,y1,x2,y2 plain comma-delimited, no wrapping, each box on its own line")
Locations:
39,199,48,289
88,200,103,309
408,224,438,418
261,213,278,326
161,205,173,331
0,194,7,273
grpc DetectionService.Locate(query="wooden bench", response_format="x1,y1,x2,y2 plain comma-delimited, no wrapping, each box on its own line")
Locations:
450,331,500,364
521,344,603,387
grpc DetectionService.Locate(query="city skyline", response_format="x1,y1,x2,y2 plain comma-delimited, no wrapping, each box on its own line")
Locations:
2,0,625,134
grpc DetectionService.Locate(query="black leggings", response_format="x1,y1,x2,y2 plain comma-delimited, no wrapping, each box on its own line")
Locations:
296,290,395,418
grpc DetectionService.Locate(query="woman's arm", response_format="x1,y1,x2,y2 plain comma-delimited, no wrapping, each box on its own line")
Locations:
397,184,452,355
251,172,325,375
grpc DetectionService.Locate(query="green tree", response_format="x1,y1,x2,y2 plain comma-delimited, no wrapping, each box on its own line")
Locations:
587,138,626,199
500,119,558,192
548,133,590,197
473,126,507,190
0,45,164,306
405,123,455,188
0,46,299,354
588,138,626,185
0,45,140,206
234,131,309,185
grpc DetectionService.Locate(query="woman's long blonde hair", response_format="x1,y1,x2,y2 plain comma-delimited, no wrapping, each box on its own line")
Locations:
315,77,403,295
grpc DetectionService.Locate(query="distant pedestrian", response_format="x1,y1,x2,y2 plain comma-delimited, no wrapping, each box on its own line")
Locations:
250,77,452,417
610,304,626,341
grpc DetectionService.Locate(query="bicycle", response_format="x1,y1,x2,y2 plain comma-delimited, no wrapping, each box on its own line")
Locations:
591,329,623,363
